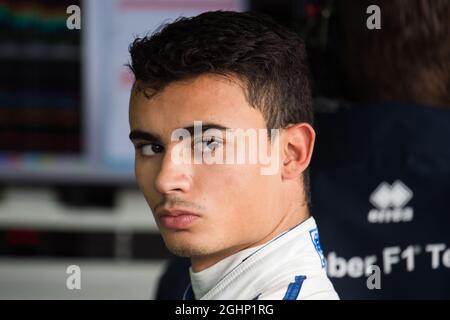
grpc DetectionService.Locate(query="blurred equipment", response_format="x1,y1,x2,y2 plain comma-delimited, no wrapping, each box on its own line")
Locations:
0,0,86,182
0,0,247,186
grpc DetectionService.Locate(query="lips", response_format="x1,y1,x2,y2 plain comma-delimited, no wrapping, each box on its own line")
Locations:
158,209,199,230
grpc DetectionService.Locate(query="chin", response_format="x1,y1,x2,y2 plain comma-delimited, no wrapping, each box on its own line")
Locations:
162,233,211,257
165,243,210,258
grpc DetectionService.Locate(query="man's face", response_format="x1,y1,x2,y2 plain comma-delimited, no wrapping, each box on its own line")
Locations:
129,74,285,261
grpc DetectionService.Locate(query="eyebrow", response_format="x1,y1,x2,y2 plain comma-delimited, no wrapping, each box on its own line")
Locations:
129,123,230,143
129,130,162,144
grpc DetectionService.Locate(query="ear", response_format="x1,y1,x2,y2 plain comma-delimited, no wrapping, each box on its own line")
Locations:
281,123,316,180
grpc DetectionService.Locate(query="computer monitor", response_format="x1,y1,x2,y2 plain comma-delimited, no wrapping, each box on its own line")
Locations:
0,0,247,186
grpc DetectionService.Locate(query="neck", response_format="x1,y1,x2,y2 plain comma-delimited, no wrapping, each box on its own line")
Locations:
190,204,310,273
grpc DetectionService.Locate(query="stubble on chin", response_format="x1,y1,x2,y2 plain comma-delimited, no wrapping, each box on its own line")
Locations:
162,233,213,258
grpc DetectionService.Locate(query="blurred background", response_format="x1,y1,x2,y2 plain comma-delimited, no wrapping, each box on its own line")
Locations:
0,0,449,299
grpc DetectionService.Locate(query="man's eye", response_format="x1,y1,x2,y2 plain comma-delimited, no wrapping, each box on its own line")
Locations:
194,137,223,153
137,144,164,156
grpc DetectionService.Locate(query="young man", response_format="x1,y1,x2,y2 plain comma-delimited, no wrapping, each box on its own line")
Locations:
128,11,338,300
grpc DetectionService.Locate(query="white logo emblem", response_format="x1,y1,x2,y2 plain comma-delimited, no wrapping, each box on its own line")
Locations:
368,180,414,223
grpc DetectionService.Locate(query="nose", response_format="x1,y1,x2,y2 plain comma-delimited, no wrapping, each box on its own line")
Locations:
154,143,193,195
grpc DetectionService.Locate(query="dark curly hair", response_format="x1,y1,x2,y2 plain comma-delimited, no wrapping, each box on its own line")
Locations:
128,10,313,206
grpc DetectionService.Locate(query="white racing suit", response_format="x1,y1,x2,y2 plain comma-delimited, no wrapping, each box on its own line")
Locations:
184,217,339,300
